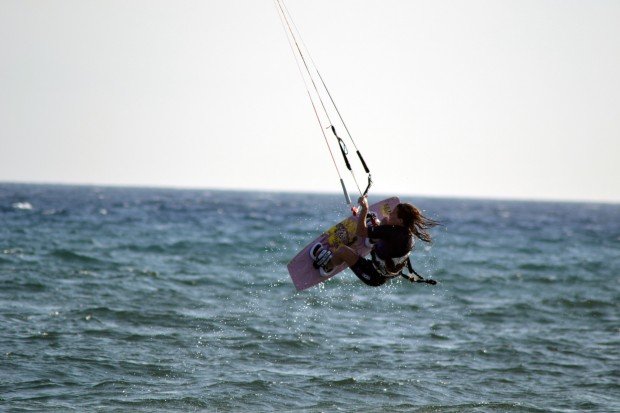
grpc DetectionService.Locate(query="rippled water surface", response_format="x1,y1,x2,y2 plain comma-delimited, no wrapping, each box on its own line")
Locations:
1,184,618,412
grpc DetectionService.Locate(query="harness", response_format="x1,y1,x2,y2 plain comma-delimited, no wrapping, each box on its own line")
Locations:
370,249,410,277
370,249,437,285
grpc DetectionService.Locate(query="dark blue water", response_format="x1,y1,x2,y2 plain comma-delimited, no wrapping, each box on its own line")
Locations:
1,183,618,412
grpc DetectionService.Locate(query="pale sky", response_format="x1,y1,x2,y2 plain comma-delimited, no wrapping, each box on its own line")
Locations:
1,0,619,202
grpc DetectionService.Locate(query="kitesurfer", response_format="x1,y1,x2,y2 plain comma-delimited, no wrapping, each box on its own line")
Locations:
311,195,439,286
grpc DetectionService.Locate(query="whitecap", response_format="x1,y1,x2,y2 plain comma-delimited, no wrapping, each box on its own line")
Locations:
12,202,33,210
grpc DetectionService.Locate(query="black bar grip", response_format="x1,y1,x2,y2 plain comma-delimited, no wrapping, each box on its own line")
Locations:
330,125,338,138
338,138,352,171
357,150,370,173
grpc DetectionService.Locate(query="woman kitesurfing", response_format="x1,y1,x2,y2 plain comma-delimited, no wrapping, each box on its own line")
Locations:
276,0,440,289
311,195,439,287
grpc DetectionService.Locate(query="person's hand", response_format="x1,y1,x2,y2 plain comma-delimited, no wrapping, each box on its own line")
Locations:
358,195,368,210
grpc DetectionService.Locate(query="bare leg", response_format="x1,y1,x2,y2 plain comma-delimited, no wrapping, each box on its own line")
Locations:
330,245,361,268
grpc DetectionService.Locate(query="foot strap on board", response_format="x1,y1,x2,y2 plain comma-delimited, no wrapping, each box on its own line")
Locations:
310,244,333,269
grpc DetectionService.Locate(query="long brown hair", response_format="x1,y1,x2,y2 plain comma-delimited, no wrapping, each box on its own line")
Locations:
396,203,439,243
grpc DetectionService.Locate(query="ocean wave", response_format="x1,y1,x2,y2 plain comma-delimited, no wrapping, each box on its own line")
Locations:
3,184,619,413
517,262,567,272
49,249,103,264
542,297,616,310
123,243,167,253
41,208,69,216
12,202,33,210
423,402,549,413
2,279,48,292
104,397,210,410
121,240,208,255
91,379,134,389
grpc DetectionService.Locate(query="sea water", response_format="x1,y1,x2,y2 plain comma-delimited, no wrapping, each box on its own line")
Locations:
1,183,618,412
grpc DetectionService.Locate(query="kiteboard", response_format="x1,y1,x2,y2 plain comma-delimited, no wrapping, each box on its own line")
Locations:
287,197,400,290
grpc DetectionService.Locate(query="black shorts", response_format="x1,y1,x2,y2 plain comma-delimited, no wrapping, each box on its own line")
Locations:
350,257,388,287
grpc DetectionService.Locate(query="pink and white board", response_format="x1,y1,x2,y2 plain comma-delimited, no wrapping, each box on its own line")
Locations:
287,197,400,290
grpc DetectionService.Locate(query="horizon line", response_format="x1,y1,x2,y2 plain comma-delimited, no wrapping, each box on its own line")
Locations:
1,179,619,206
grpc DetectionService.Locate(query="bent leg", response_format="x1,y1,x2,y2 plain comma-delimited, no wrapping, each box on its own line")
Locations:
350,257,387,287
328,245,386,287
330,245,361,268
